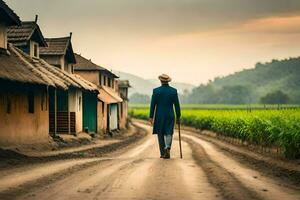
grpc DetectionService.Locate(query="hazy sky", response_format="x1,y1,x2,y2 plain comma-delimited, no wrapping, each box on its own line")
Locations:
6,0,300,85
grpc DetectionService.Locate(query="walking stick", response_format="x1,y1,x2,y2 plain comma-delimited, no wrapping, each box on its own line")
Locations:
178,122,183,159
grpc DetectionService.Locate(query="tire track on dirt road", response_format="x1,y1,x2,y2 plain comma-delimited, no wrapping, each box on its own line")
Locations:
136,121,300,200
187,138,261,200
19,137,156,200
12,125,221,200
183,134,300,200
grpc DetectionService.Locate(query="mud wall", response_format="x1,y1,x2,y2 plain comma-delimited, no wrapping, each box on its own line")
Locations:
0,89,49,147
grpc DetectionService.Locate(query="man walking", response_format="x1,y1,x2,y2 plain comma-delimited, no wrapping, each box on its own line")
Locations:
149,74,181,159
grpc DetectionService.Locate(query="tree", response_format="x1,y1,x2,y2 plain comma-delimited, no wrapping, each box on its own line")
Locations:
217,85,253,104
260,90,290,104
179,89,190,104
129,93,150,104
187,84,216,104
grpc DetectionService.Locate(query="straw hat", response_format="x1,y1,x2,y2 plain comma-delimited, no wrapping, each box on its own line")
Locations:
158,74,172,82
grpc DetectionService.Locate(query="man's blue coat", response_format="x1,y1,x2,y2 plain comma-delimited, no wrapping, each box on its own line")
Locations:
149,84,181,135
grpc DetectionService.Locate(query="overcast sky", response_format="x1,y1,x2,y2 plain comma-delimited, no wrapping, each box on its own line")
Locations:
6,0,300,85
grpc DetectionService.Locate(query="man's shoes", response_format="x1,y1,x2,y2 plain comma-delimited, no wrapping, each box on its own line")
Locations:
163,148,170,159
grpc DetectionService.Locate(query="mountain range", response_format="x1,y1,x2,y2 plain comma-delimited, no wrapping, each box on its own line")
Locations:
114,57,300,104
185,57,300,104
113,71,195,96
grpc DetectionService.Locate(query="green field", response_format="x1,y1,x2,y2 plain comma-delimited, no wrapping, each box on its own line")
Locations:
129,103,300,110
129,106,300,159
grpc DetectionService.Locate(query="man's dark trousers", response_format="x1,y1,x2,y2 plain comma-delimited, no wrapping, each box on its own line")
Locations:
157,134,173,156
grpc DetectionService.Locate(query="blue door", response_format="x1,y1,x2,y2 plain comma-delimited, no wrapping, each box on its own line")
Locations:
83,92,97,133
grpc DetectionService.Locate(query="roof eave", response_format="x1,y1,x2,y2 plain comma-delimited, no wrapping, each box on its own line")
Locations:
0,1,21,26
74,68,101,71
101,69,119,78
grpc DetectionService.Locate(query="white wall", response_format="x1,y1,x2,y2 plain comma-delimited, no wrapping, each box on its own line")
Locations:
109,104,118,130
68,89,83,133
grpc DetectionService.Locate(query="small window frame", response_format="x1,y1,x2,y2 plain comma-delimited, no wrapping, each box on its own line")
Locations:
28,91,34,114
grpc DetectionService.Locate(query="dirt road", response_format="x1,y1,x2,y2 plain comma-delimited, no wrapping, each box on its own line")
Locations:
0,122,299,200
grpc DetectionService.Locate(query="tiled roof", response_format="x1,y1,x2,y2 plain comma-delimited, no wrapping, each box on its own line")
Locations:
40,36,76,64
0,0,21,26
7,21,47,47
74,53,119,78
40,37,70,55
74,53,105,71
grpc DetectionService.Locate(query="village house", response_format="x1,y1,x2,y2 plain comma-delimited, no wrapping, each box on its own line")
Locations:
73,53,123,134
0,1,57,146
6,9,98,140
38,35,99,135
117,80,131,129
7,15,47,58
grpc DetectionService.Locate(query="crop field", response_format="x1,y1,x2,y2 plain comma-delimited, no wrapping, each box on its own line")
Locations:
129,103,300,110
129,106,300,159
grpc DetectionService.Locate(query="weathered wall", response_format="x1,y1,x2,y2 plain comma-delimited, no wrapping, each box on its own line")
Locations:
69,89,82,133
119,101,128,129
0,23,7,49
63,57,73,73
0,89,49,147
97,101,107,134
74,71,99,86
29,40,39,58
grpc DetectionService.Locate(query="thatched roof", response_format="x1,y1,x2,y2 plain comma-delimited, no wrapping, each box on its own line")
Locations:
37,59,97,91
40,36,76,64
0,44,55,86
0,0,21,26
7,21,47,47
0,44,98,92
74,53,119,78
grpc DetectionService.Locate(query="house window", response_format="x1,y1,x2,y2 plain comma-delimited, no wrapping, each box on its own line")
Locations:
41,92,45,111
104,76,107,86
28,91,34,113
41,91,48,111
108,77,111,87
78,96,81,111
112,80,114,89
102,102,104,114
33,43,38,57
99,73,102,86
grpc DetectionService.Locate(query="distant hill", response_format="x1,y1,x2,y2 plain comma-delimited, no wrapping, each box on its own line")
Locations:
148,79,195,94
186,57,300,104
114,57,300,104
113,71,195,96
